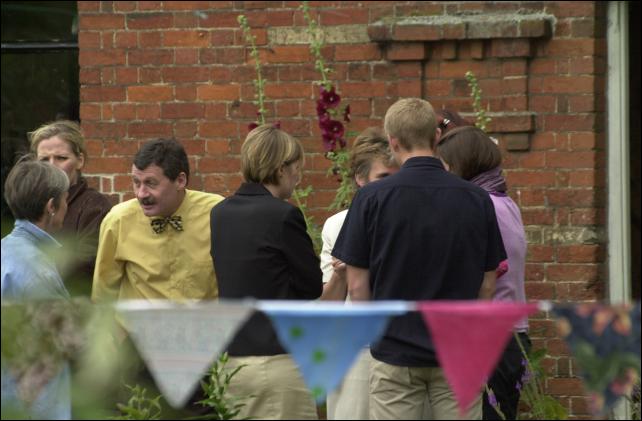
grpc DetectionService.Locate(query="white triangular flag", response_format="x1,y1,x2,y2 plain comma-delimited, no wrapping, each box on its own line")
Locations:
116,300,253,408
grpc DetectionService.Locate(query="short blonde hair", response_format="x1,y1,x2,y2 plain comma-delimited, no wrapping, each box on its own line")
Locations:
241,124,304,185
384,98,437,150
4,158,69,222
29,120,86,160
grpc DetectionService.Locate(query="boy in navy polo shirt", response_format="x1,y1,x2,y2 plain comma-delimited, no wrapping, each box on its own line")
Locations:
332,98,506,420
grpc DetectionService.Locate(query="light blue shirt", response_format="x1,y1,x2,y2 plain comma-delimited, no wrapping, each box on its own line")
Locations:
1,219,71,420
1,219,69,300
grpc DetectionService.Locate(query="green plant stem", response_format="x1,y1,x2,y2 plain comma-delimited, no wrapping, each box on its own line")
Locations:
301,1,331,89
238,14,266,124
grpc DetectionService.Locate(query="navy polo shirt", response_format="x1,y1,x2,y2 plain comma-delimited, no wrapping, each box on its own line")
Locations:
332,156,506,367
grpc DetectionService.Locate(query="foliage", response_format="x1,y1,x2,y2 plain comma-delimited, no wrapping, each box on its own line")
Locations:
292,185,322,254
627,380,641,420
111,384,162,420
237,15,267,129
485,383,506,420
188,352,250,420
515,333,569,420
465,71,491,132
301,1,354,212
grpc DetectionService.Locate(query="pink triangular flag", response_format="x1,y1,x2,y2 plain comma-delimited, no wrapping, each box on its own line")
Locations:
418,301,539,416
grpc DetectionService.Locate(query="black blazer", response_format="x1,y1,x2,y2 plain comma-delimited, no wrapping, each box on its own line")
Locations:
210,182,322,356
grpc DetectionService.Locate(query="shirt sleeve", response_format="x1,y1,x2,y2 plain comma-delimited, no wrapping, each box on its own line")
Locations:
484,196,508,272
91,213,125,302
320,217,336,283
281,206,323,299
331,190,371,269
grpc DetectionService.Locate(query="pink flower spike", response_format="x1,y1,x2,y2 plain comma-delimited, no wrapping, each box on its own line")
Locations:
248,122,259,131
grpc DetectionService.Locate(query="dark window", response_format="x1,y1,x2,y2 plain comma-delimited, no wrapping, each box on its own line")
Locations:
1,1,78,234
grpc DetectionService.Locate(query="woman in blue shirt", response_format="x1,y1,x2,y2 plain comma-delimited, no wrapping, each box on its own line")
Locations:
1,159,71,419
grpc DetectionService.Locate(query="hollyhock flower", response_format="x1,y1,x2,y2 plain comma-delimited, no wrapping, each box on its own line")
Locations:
320,86,340,109
320,119,345,140
273,121,281,129
248,122,259,131
317,101,329,117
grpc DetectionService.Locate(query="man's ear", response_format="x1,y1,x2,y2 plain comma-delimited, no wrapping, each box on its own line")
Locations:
355,174,367,188
435,127,442,146
176,172,188,189
388,135,400,152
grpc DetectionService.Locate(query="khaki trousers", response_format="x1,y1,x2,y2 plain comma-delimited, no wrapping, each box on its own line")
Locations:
226,354,318,420
327,348,372,420
369,359,482,420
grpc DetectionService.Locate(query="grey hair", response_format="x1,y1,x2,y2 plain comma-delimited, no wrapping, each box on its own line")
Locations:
4,159,70,221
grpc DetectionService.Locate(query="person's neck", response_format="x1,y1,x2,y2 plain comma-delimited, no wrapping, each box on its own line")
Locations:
263,183,284,199
32,217,51,234
397,148,435,165
162,189,187,217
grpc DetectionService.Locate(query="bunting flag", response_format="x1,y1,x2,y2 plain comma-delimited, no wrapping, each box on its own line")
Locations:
258,300,410,402
552,302,641,416
116,300,253,408
418,301,540,415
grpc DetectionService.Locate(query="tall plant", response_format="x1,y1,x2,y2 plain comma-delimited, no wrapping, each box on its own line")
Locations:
301,0,354,212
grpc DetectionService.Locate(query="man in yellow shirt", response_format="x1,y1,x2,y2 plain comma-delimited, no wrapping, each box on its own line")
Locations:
92,138,224,302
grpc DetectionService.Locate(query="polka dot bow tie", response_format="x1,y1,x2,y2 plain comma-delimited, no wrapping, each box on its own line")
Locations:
150,215,183,234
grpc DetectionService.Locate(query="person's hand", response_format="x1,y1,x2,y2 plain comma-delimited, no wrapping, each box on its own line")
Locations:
332,257,346,277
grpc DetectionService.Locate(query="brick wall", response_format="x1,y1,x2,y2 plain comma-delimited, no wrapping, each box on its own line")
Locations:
78,2,607,417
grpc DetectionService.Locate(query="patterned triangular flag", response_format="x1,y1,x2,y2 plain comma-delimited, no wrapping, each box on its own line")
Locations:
116,300,253,408
418,301,539,415
259,301,409,402
551,302,641,416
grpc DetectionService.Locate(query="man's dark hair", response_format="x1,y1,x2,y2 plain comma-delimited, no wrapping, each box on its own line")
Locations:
133,138,189,183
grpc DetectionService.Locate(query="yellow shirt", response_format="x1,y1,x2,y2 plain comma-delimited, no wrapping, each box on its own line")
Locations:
92,189,224,302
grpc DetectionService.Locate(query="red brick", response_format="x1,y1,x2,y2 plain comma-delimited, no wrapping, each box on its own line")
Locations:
320,8,369,25
104,139,140,156
80,86,126,102
162,67,210,83
163,30,210,47
340,81,386,98
128,86,173,102
200,11,245,28
174,11,199,28
198,157,241,173
570,209,605,226
543,39,599,57
136,104,161,120
264,83,314,99
79,32,101,49
128,50,173,65
506,171,556,187
115,32,137,49
80,104,101,121
536,76,595,94
79,14,125,30
78,1,100,11
386,43,428,61
544,114,596,132
206,140,231,155
199,121,238,138
138,1,162,11
489,39,532,58
546,378,586,397
557,245,604,263
161,103,204,119
139,32,162,48
128,122,173,138
196,85,239,101
528,245,555,262
79,50,126,66
139,68,162,84
525,263,545,282
162,1,210,10
112,104,136,120
84,157,132,174
546,264,599,283
175,86,197,101
546,151,597,169
335,44,381,61
127,13,173,29
80,68,101,85
525,282,556,300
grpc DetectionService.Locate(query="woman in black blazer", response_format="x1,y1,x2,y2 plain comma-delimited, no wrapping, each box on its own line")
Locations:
210,124,322,420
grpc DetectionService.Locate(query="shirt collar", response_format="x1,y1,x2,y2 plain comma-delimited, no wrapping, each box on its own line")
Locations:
13,219,62,249
235,182,272,196
402,156,445,170
67,176,88,204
